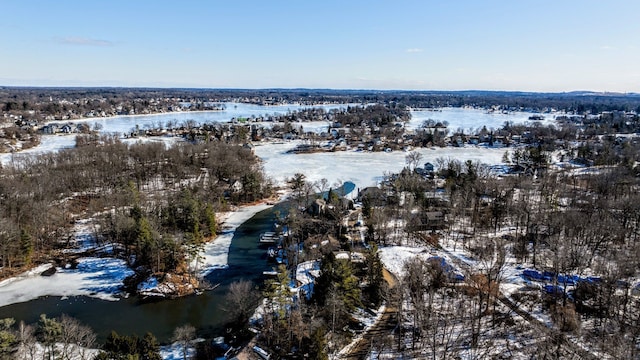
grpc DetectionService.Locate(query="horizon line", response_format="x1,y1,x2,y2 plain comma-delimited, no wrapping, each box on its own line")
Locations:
1,85,638,96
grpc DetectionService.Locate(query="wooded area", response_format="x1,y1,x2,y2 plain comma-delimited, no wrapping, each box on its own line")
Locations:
0,136,271,289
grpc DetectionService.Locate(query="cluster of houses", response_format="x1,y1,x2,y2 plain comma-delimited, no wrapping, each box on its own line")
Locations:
108,114,557,155
283,121,538,154
6,115,39,132
40,122,91,135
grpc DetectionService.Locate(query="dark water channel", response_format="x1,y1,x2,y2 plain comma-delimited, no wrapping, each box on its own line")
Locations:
0,207,279,343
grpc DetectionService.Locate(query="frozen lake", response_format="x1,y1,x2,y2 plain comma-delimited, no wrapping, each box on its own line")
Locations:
407,107,557,132
0,102,347,165
1,104,556,166
255,141,509,191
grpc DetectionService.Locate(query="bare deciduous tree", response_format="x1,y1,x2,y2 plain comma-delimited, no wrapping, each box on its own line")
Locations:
172,324,196,360
225,280,259,331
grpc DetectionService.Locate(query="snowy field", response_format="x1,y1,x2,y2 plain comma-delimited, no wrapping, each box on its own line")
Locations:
49,102,348,135
1,106,557,168
0,218,136,307
378,246,435,279
0,139,511,305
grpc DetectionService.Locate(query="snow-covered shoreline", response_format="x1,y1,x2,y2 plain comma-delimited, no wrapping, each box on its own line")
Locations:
0,258,134,307
0,201,276,308
196,202,274,276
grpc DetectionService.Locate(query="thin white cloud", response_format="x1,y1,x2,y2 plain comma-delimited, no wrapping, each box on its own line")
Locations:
406,48,423,53
55,37,114,47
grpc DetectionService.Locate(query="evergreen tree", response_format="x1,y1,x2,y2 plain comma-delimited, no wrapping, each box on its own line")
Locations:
313,252,361,313
313,252,336,306
334,259,361,312
0,318,16,357
97,331,162,360
19,228,33,266
262,264,292,348
308,326,328,360
37,314,62,360
140,333,162,360
203,203,217,237
364,244,385,307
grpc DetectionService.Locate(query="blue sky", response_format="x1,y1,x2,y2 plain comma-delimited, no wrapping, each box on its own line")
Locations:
1,0,639,92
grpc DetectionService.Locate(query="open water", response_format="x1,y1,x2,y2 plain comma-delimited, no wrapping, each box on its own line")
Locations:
0,206,280,343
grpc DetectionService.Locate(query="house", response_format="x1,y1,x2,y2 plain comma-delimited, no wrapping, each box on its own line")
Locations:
308,198,326,216
41,124,59,134
230,180,243,193
330,127,351,138
60,124,74,134
417,162,436,177
492,136,506,147
425,211,445,229
358,186,387,206
424,162,435,172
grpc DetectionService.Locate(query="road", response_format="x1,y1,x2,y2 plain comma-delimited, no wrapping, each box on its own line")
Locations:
340,269,398,360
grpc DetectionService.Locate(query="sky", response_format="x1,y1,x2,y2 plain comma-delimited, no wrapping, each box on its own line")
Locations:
1,0,639,92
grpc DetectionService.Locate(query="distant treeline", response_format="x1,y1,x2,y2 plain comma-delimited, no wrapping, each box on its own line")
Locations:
2,87,640,125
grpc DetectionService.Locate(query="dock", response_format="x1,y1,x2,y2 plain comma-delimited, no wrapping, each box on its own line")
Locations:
259,232,280,244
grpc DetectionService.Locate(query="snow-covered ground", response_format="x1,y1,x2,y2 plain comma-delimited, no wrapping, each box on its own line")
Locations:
159,342,196,360
0,217,134,307
336,305,386,359
0,103,349,166
0,138,512,306
16,342,100,360
0,106,573,359
378,246,433,279
292,260,320,300
1,106,554,168
48,102,349,135
0,257,134,307
17,340,194,360
0,134,76,166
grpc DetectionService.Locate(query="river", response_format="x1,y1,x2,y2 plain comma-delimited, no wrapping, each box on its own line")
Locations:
0,206,283,343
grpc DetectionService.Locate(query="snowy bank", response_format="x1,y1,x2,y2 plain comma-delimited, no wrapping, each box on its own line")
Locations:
0,257,133,307
196,203,273,276
138,201,277,296
160,342,197,360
